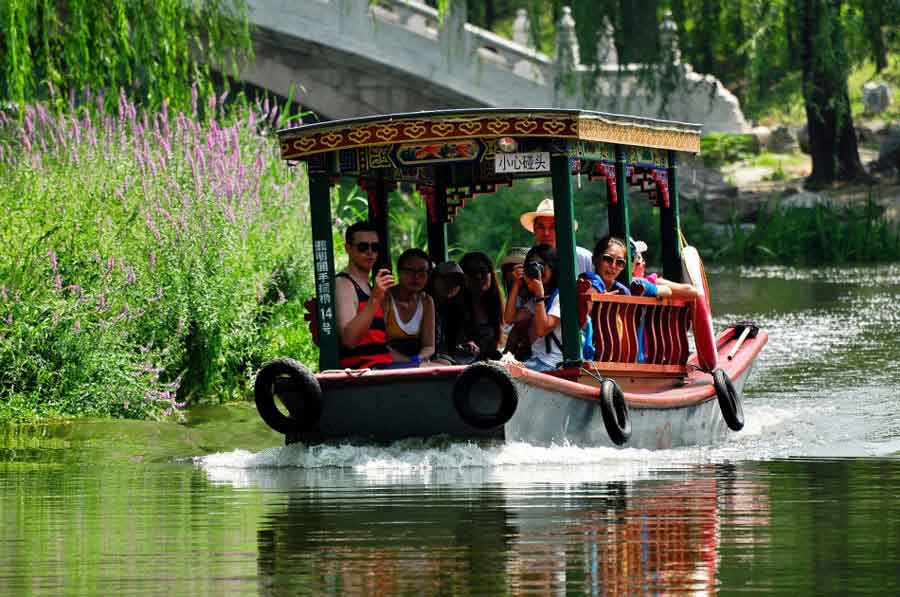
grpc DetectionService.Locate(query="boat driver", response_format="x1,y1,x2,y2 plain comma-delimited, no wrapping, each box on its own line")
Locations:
519,198,594,275
334,222,395,369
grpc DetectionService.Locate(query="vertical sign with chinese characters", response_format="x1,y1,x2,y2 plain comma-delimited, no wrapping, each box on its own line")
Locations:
309,173,339,370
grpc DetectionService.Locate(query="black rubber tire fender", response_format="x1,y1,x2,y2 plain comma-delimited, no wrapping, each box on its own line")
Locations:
713,368,744,431
599,379,632,446
254,358,322,434
452,362,518,430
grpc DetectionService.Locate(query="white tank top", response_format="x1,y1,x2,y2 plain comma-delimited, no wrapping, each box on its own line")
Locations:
389,294,423,336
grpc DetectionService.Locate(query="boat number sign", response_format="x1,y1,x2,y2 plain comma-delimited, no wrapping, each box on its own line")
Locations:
494,152,551,174
313,240,334,337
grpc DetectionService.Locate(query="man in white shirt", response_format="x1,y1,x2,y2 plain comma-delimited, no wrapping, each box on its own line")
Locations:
519,198,593,274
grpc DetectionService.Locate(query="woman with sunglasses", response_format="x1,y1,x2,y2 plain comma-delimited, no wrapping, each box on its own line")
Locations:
457,252,503,362
591,235,632,294
384,248,436,365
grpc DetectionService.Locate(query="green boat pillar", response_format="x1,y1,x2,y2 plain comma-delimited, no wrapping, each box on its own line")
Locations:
661,150,683,282
309,172,340,371
426,181,449,264
550,154,582,367
367,174,391,273
610,145,632,284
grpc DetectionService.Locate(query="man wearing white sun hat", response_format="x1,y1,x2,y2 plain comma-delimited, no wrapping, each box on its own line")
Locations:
519,198,594,275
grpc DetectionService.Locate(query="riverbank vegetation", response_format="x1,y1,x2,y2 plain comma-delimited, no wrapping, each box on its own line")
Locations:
0,94,316,422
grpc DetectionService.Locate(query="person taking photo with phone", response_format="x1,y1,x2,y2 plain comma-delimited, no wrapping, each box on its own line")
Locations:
335,222,395,369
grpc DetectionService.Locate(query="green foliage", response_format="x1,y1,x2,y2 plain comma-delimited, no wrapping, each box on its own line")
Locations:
694,197,900,265
699,133,760,167
0,95,312,422
0,0,251,110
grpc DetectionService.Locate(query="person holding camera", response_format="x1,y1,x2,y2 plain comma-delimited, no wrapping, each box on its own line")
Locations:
519,198,594,275
335,222,395,369
504,244,564,372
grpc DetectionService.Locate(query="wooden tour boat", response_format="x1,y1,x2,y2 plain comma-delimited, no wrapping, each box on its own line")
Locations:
253,108,768,449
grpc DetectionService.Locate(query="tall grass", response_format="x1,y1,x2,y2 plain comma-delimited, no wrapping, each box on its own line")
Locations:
0,90,316,422
681,197,900,265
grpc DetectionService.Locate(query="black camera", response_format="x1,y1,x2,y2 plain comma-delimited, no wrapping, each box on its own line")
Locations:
524,261,544,279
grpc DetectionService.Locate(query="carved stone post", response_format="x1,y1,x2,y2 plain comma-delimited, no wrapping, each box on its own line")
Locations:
513,8,531,47
554,6,580,70
660,11,681,65
595,16,618,66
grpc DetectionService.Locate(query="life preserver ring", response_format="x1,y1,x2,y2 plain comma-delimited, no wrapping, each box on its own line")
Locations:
713,368,744,431
254,358,323,434
452,362,518,430
599,379,631,445
682,245,717,372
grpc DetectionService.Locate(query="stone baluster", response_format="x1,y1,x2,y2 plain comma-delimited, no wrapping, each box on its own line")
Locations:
554,6,580,70
660,11,681,65
595,16,618,66
512,8,531,47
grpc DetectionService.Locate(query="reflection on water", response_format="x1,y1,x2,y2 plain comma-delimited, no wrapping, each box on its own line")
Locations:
0,266,898,593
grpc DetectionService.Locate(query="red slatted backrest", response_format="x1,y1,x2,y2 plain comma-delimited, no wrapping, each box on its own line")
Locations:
586,291,692,365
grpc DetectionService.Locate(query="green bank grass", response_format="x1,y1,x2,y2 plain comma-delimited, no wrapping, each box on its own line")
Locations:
0,92,318,422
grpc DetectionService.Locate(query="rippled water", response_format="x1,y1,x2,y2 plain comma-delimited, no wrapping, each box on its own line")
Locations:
1,267,899,594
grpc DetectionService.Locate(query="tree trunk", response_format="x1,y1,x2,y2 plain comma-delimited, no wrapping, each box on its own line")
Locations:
799,0,867,188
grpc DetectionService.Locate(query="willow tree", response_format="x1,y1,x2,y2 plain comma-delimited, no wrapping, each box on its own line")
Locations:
0,0,251,110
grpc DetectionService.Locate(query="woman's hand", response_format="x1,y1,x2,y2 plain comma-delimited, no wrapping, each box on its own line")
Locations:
524,275,544,297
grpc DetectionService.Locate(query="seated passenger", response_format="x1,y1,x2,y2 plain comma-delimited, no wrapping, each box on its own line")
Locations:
591,235,632,295
334,222,394,369
384,248,436,365
519,198,594,274
507,244,564,373
629,237,699,300
428,261,467,359
458,252,503,361
499,247,532,360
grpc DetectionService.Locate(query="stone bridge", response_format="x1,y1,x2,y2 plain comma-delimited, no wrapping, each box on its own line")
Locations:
239,0,748,133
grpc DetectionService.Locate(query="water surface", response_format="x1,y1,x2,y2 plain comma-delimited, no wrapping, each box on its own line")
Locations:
2,266,899,594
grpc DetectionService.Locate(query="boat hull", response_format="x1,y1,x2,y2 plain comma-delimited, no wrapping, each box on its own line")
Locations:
284,328,767,448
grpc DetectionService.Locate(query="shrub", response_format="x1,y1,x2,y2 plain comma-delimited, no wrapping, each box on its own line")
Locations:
0,90,314,421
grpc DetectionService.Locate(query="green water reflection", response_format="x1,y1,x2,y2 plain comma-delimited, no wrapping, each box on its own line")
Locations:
0,459,898,594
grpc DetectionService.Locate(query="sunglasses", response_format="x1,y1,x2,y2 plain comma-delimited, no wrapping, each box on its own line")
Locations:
354,241,381,254
601,254,627,269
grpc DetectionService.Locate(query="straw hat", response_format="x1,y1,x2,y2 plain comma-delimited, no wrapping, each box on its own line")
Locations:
519,198,578,233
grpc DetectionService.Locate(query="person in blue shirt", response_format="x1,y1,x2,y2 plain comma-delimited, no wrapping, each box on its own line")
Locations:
591,235,632,294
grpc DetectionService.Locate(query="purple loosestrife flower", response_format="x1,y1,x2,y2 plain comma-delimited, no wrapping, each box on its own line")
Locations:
98,293,106,312
5,314,11,325
148,252,156,270
126,267,136,285
48,250,58,272
54,275,62,291
73,319,81,333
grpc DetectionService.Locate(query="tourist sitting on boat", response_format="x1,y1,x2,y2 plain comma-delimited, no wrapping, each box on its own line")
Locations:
506,244,565,372
384,248,436,366
428,260,467,361
457,252,503,362
592,235,632,294
499,247,532,360
335,222,395,369
629,237,698,299
520,198,594,274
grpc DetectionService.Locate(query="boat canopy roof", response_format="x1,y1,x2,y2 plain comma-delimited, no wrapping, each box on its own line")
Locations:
278,108,699,178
